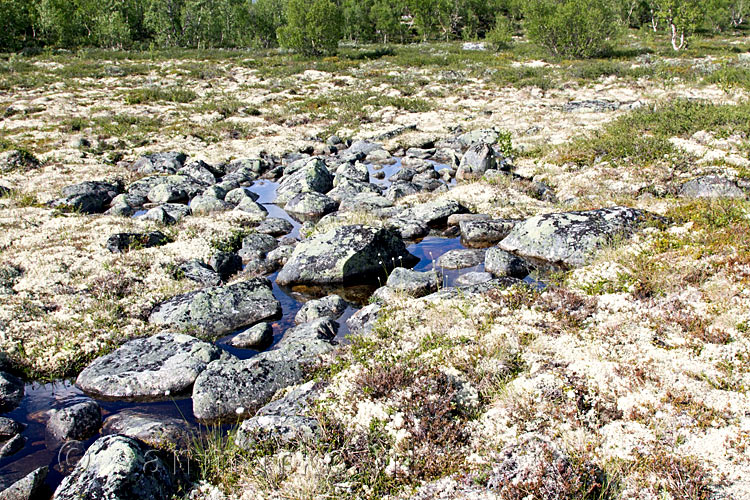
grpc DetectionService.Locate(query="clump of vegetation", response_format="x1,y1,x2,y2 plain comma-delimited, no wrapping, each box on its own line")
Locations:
125,86,197,105
209,228,254,253
277,0,343,56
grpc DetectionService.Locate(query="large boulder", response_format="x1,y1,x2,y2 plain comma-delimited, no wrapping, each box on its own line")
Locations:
275,158,334,206
51,181,121,214
276,225,417,286
52,435,175,500
456,144,496,181
679,175,746,199
499,207,645,268
192,319,337,421
76,333,225,399
149,279,281,337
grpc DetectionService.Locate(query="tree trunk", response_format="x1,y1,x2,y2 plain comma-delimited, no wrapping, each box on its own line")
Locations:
670,23,685,51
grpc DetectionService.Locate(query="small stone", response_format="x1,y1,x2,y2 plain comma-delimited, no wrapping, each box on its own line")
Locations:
295,295,347,324
46,400,102,442
228,323,274,349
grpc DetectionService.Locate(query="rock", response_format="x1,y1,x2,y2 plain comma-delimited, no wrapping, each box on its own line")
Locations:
0,434,24,458
256,217,294,236
454,271,493,286
398,199,465,227
227,158,268,176
0,184,11,197
389,167,417,183
178,260,222,287
679,175,746,199
76,333,225,399
225,187,259,206
0,372,24,412
458,129,499,148
335,162,369,183
0,265,23,296
178,160,218,185
447,213,491,226
141,203,191,224
275,158,334,205
386,267,441,297
295,295,347,324
339,193,393,213
52,435,174,500
46,400,101,442
485,247,532,278
462,41,487,51
424,277,522,301
285,192,338,220
105,231,170,253
499,207,646,268
459,219,516,247
189,194,232,215
277,225,417,286
0,466,48,500
0,149,40,174
234,197,268,216
0,417,24,439
344,140,383,157
346,303,381,335
149,279,281,337
456,144,496,181
326,178,379,203
563,99,619,113
386,218,430,240
384,181,419,202
139,175,207,204
266,245,295,267
102,411,193,450
131,152,187,174
228,323,274,349
436,249,485,269
238,233,278,262
52,181,121,214
209,252,243,281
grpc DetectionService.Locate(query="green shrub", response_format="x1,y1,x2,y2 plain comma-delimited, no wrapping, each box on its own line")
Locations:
523,0,621,58
277,0,343,56
487,15,514,50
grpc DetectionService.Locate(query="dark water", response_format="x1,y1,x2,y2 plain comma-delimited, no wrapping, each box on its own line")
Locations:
0,158,499,495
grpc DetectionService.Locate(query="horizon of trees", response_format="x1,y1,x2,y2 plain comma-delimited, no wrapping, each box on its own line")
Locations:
0,0,747,55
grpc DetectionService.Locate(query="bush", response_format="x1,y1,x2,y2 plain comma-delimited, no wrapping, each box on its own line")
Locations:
277,0,343,56
487,14,514,50
523,0,621,58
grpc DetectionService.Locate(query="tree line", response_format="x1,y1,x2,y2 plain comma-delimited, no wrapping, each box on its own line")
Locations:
0,0,747,56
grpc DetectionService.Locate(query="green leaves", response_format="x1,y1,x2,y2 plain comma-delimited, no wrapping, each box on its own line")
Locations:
277,0,343,56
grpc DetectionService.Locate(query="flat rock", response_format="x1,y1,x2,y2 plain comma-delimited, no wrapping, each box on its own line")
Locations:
295,295,347,324
102,411,193,450
346,303,381,335
76,333,225,399
46,400,101,442
277,225,417,286
679,175,746,199
499,207,645,268
436,248,486,269
563,99,619,113
52,435,174,500
149,279,281,337
0,434,24,458
454,271,493,286
256,217,294,236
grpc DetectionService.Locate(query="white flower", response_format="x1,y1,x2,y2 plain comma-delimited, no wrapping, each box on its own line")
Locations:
236,406,245,415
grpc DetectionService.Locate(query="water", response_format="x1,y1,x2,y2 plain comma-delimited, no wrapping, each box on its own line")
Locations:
0,157,499,495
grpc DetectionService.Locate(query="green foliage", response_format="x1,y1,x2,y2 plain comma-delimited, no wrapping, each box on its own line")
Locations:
125,86,197,104
652,0,707,51
487,14,513,50
277,0,343,56
523,0,622,58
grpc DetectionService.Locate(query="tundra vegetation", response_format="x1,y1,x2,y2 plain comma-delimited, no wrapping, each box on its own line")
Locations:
0,0,750,499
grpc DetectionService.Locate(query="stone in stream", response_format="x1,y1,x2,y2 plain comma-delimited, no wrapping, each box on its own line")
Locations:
76,333,225,399
52,435,175,500
384,181,419,202
459,219,517,247
499,207,646,268
235,381,321,450
276,225,418,286
51,181,121,214
275,158,334,205
178,260,222,287
0,417,24,439
436,249,486,269
0,371,24,412
397,199,466,227
285,192,338,220
0,434,24,458
266,245,295,268
335,162,370,183
485,247,533,278
326,178,379,203
46,400,101,442
238,233,278,262
105,231,170,253
679,175,746,199
131,152,187,174
339,193,394,214
385,218,430,241
0,466,48,500
149,279,281,338
102,411,193,450
389,167,417,182
192,318,338,421
234,197,268,216
295,295,347,324
385,267,441,297
208,251,243,281
256,217,294,236
228,322,274,349
225,187,259,205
